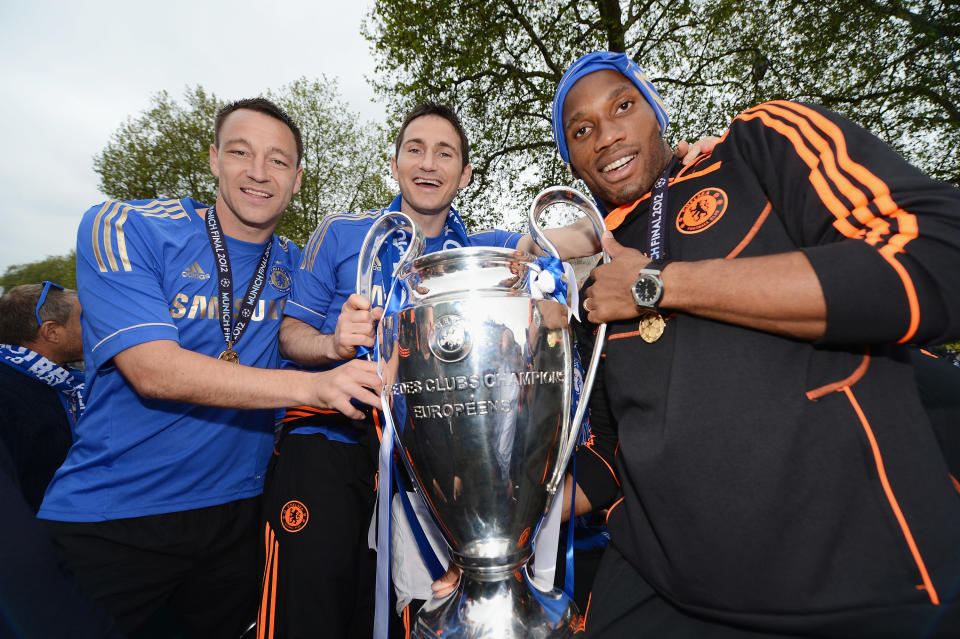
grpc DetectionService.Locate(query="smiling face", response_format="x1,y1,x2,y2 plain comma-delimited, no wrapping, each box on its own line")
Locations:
563,69,672,211
209,108,303,242
390,114,472,231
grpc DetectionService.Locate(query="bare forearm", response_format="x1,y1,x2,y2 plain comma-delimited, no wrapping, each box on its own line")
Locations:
278,316,338,366
663,252,826,340
114,339,382,417
587,234,827,341
518,217,601,260
116,340,314,408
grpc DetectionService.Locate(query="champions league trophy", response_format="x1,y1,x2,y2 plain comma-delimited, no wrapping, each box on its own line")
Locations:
360,188,608,638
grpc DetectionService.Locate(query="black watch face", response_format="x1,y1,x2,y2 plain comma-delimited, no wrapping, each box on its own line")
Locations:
634,275,659,304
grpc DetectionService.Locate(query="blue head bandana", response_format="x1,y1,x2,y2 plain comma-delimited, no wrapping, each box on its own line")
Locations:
551,51,669,164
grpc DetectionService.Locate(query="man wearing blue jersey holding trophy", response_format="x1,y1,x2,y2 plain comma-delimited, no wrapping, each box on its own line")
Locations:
38,98,382,638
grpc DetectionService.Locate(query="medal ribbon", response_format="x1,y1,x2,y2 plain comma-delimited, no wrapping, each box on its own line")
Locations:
646,157,676,260
204,205,273,358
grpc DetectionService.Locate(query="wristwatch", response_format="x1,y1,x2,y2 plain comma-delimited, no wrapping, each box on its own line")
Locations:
631,259,671,309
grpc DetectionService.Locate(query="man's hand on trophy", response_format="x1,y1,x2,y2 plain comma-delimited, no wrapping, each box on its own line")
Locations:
332,294,384,360
314,359,382,420
431,565,462,599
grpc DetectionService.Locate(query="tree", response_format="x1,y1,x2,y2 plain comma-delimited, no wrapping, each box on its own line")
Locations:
268,78,394,241
0,251,77,291
364,0,959,230
93,87,221,207
93,78,392,247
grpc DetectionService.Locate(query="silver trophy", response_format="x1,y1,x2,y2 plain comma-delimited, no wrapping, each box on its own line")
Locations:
362,188,608,638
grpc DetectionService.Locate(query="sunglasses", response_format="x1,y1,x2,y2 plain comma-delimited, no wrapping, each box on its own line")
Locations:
36,280,64,327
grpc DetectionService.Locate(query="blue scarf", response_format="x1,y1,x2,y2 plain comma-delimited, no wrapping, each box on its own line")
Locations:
372,195,473,325
0,344,85,424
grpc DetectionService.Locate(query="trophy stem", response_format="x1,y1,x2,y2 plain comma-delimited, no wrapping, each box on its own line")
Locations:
413,561,578,639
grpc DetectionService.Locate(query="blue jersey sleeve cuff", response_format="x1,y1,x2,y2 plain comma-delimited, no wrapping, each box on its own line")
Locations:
283,300,328,331
88,322,180,370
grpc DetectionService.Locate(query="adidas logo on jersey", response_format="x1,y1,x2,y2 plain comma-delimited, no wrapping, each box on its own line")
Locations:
181,262,210,280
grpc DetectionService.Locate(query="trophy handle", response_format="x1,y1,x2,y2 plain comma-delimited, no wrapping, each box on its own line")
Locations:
355,211,426,301
527,186,610,495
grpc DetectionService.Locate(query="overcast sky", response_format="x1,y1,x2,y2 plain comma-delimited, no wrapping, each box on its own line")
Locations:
0,0,383,274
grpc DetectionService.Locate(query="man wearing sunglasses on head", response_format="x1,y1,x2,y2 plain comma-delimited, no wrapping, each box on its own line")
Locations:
0,281,84,512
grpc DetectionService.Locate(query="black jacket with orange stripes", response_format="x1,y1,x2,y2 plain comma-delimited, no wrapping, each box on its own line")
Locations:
584,101,960,637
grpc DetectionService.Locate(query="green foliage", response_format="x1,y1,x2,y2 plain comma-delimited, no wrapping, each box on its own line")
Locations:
93,87,221,206
0,251,77,291
268,78,394,241
92,78,392,247
364,0,959,229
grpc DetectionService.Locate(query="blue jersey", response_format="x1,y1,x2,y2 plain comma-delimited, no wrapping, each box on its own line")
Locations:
285,194,521,440
39,198,300,522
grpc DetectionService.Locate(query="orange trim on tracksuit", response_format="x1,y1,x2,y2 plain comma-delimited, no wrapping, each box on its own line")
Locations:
372,407,383,443
584,441,620,488
579,591,593,633
605,496,624,524
282,405,340,422
951,474,960,495
403,603,411,638
258,522,279,639
604,162,724,231
806,354,871,400
725,201,772,259
841,386,939,604
736,101,921,342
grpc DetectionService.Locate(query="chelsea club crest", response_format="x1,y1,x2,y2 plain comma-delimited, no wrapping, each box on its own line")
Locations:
270,265,292,293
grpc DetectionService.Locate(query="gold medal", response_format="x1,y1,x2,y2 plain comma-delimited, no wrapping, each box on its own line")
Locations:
218,348,240,364
638,310,666,343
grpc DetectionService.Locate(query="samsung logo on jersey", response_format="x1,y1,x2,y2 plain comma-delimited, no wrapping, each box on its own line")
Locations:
170,294,285,321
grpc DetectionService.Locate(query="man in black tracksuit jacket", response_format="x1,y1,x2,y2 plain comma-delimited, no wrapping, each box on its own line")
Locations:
554,51,960,638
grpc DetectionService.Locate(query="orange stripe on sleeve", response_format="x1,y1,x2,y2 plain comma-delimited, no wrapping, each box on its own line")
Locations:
737,102,921,342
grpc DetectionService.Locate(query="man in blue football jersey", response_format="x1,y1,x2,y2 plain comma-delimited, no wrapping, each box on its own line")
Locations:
38,98,381,639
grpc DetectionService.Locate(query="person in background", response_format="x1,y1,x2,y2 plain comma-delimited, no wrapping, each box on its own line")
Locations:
0,281,84,512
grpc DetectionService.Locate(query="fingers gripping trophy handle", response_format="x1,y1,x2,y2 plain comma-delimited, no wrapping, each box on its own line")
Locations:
527,186,610,494
356,211,426,299
355,212,426,360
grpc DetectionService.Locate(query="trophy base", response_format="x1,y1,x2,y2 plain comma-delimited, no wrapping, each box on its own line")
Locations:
413,569,579,638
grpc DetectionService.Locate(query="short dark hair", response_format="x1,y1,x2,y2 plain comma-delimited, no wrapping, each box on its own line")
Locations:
394,102,470,169
0,283,78,346
214,97,303,165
